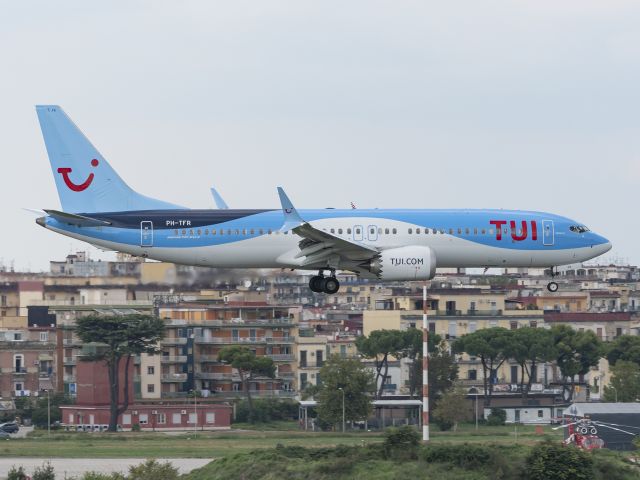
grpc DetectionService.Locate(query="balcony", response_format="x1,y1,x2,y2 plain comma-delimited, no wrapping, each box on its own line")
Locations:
193,318,295,327
161,355,187,364
161,373,188,383
266,336,296,344
195,372,234,380
194,336,266,344
278,371,295,379
64,375,76,383
214,389,297,399
13,367,27,375
267,354,295,362
162,337,187,346
63,357,76,366
198,355,218,362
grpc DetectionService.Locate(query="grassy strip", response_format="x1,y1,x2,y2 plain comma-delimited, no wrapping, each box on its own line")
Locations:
0,424,560,459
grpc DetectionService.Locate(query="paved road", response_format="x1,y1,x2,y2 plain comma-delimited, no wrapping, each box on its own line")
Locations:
0,458,212,479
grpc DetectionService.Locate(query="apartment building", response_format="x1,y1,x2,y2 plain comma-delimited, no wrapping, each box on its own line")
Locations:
156,301,300,399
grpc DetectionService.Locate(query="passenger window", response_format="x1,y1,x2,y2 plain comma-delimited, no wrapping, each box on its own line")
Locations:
356,228,361,234
338,228,343,234
190,229,194,235
259,229,263,235
347,228,352,234
174,230,178,235
212,229,216,235
408,228,413,234
481,229,486,235
440,229,444,234
235,229,240,235
392,228,397,234
416,228,421,234
457,228,462,234
465,228,469,235
370,228,375,234
385,228,389,234
268,229,272,234
331,228,335,234
219,229,223,236
250,229,254,235
197,229,201,235
449,229,453,234
473,228,477,235
242,229,246,235
228,229,232,235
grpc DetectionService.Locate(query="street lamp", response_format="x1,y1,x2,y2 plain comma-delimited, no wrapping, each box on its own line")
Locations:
610,385,618,402
338,387,345,433
40,389,50,437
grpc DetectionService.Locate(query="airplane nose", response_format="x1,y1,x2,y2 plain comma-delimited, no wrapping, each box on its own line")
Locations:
591,235,612,255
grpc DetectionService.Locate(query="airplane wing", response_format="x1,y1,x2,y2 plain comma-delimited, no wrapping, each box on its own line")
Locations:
210,187,229,209
277,188,378,276
44,209,112,227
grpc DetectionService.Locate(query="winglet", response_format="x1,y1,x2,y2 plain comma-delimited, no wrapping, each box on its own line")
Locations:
277,187,305,232
210,187,229,209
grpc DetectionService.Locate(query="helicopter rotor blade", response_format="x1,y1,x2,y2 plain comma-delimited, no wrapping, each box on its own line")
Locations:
592,422,636,436
551,421,580,431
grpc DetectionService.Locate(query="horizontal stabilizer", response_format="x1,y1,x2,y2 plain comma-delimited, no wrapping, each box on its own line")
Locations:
44,209,112,227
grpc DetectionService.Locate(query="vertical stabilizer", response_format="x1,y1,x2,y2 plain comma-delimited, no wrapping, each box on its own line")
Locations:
36,105,183,213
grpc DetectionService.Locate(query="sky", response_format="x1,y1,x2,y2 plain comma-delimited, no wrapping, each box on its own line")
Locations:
1,1,639,271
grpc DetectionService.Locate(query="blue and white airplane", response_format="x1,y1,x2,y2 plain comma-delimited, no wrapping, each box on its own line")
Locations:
34,106,611,294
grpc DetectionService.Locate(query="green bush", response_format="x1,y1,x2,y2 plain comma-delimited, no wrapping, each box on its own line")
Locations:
127,459,178,480
383,425,421,460
486,408,507,426
435,417,454,431
81,473,126,480
7,466,27,480
591,449,638,480
524,441,593,480
421,443,494,469
234,398,298,423
131,423,141,432
32,462,55,480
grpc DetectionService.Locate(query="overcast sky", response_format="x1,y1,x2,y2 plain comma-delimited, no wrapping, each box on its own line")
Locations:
1,1,639,271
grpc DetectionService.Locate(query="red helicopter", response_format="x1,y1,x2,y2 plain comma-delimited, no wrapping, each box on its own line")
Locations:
552,416,639,450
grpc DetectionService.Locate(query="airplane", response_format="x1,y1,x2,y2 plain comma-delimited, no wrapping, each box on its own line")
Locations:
33,105,612,295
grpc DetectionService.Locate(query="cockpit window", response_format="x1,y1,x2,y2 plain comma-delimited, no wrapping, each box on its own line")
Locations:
569,225,590,234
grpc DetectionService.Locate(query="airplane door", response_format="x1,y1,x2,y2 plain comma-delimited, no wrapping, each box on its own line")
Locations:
367,225,378,241
542,220,554,246
353,225,364,241
140,221,153,247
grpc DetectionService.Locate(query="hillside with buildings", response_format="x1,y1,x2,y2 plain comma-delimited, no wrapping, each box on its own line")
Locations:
1,252,639,430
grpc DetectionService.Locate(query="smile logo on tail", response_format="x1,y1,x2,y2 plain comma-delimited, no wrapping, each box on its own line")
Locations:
57,159,99,192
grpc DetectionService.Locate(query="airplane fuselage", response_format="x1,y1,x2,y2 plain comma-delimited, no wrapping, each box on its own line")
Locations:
38,208,612,271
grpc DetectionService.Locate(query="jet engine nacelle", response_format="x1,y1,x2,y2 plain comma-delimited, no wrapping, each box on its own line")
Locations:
369,246,436,281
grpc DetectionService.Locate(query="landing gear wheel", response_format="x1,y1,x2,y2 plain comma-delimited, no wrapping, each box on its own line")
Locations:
309,276,325,293
322,277,340,294
547,281,559,293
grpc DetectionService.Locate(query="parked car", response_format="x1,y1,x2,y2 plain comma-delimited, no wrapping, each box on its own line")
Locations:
0,422,19,434
0,431,11,439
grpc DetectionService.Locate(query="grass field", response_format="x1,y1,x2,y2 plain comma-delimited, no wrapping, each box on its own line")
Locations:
0,424,563,459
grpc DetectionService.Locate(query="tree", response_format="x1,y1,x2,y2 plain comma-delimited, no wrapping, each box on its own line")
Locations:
218,346,275,422
606,335,640,366
454,328,512,405
432,387,470,432
356,330,406,398
505,328,557,398
551,325,602,402
603,360,640,402
75,314,165,432
524,441,593,480
403,329,454,401
315,355,374,428
31,393,71,428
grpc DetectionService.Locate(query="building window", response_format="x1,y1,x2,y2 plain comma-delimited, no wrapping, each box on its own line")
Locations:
206,412,216,424
147,366,155,375
122,414,132,425
157,413,166,424
139,413,149,425
468,369,477,380
147,384,155,393
172,413,181,424
538,410,544,418
188,413,197,424
40,331,48,342
510,321,518,330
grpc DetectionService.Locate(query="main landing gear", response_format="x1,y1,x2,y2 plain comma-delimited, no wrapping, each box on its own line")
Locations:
309,270,340,294
547,267,559,293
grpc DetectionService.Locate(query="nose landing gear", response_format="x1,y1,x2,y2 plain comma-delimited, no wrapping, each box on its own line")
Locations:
309,269,340,294
547,267,559,293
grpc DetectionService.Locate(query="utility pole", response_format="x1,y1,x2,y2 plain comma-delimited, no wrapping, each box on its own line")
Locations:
422,283,429,442
47,389,51,438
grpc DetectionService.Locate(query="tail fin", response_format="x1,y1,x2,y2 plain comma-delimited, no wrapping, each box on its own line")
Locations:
36,105,184,213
